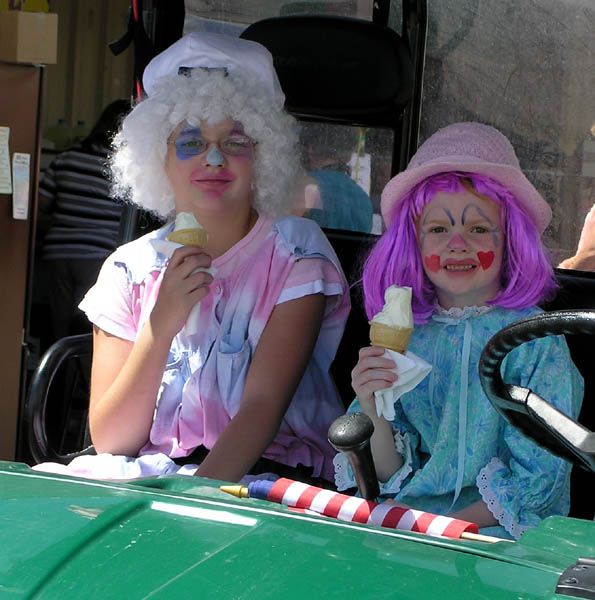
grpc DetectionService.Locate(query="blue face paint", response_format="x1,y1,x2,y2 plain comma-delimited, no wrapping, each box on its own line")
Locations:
205,145,225,166
170,124,255,161
174,127,205,160
443,207,456,225
462,202,496,226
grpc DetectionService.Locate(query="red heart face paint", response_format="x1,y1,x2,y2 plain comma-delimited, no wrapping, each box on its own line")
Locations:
477,251,495,270
424,255,441,272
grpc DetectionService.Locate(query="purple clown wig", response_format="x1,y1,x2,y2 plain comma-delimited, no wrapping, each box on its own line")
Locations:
363,172,557,324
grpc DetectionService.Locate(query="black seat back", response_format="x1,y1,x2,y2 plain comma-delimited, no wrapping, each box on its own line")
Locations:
241,16,413,119
241,12,423,176
324,230,376,406
25,333,95,464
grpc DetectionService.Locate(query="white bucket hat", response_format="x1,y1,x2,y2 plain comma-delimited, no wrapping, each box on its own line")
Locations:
142,32,285,109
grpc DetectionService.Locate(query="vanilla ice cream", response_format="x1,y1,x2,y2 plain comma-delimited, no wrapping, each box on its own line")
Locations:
167,212,208,246
370,285,413,353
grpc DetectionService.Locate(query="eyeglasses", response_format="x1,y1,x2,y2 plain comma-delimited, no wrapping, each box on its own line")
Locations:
168,127,256,158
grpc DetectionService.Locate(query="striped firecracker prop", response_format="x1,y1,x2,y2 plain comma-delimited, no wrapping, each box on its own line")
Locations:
221,477,504,543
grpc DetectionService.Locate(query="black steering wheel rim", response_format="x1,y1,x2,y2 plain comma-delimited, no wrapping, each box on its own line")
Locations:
478,309,595,472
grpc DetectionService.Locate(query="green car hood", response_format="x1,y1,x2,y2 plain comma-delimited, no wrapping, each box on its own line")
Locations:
1,461,593,599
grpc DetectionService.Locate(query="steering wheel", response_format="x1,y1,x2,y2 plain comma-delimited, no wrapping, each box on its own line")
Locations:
478,309,595,473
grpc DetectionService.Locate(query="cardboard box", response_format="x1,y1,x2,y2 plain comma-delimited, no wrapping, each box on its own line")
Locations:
0,10,58,64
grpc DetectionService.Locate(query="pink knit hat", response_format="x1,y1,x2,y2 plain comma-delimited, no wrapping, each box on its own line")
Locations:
380,122,552,233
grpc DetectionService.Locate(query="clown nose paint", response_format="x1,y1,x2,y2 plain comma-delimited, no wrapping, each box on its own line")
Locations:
205,146,225,166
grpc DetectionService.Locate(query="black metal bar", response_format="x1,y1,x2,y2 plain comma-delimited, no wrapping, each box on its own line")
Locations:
396,0,427,173
328,413,380,500
373,0,390,26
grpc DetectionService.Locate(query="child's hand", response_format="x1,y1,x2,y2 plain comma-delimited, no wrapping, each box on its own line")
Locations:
151,245,213,340
351,346,398,415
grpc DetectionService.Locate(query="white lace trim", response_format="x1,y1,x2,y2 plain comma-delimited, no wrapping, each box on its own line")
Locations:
332,431,413,495
476,457,529,540
433,304,493,320
333,451,355,491
380,432,413,495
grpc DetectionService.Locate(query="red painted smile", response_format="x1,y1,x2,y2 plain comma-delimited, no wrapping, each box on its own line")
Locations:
442,258,478,272
425,254,495,274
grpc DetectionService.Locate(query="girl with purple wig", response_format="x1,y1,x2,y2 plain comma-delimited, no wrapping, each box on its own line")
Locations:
334,122,583,539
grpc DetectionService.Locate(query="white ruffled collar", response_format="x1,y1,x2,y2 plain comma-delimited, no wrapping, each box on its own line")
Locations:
432,304,493,323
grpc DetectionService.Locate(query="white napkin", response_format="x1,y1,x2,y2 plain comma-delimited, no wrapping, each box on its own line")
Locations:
149,238,217,335
374,349,432,420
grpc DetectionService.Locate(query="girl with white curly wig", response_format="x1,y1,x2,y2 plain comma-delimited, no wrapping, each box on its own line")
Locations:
35,32,350,486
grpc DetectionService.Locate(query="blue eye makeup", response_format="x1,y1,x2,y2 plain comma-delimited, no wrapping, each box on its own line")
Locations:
173,127,208,159
169,125,256,161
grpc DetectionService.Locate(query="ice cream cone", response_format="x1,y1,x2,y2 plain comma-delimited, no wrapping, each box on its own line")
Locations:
369,321,412,354
167,227,208,247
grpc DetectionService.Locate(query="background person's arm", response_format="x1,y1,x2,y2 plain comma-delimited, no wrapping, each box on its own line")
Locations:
558,203,595,271
558,248,595,271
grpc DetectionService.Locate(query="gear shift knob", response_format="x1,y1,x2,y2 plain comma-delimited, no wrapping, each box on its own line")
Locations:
328,412,380,500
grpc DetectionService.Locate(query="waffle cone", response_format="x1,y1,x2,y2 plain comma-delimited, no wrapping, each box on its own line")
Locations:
167,228,208,246
369,321,412,353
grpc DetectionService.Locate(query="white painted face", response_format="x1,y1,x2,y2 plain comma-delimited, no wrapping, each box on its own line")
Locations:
417,186,504,309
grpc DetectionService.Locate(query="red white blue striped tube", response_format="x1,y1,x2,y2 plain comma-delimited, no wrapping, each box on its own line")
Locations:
253,478,478,540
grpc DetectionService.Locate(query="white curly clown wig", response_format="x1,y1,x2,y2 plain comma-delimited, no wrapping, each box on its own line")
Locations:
111,68,302,219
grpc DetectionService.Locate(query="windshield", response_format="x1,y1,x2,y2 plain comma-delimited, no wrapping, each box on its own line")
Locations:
184,0,594,258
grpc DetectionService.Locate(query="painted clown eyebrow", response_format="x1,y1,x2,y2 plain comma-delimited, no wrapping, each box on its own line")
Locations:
461,203,497,226
422,203,499,229
421,206,455,226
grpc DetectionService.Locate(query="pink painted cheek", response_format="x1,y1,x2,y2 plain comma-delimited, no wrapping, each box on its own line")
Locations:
424,255,441,273
234,151,254,160
477,251,495,270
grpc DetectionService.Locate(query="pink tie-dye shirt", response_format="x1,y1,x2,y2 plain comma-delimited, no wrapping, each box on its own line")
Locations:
79,214,349,481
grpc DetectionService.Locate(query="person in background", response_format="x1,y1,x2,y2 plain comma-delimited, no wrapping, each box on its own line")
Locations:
38,99,131,342
296,126,373,233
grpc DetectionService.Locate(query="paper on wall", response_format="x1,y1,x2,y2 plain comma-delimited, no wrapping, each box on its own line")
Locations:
12,152,30,220
0,126,12,194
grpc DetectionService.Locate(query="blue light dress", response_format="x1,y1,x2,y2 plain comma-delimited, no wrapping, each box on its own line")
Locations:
334,305,584,539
